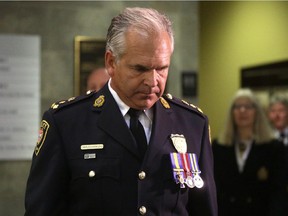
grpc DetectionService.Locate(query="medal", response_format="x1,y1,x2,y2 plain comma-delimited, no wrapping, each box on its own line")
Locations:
180,153,195,188
188,153,204,188
193,174,204,188
170,153,186,188
177,173,186,188
170,149,204,189
186,175,195,188
170,134,187,153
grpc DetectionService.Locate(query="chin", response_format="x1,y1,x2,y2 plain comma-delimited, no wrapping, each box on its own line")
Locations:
139,99,157,110
134,94,158,109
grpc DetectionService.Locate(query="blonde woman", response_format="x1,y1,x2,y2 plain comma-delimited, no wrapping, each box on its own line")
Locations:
212,88,286,216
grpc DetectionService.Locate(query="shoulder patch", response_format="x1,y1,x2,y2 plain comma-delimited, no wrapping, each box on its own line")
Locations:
35,120,49,156
50,90,95,112
163,93,205,116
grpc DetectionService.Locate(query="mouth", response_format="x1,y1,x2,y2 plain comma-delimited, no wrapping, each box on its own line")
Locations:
139,93,155,99
141,87,161,95
139,91,161,98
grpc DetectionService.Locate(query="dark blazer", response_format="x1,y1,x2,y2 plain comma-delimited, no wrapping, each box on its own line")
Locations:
285,146,288,214
212,139,286,216
25,84,217,216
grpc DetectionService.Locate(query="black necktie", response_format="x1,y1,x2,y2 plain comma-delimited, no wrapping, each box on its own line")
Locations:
128,108,147,159
280,132,285,142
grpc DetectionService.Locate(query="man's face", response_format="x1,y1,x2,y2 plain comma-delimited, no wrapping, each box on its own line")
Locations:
87,68,110,91
105,29,173,110
268,102,288,131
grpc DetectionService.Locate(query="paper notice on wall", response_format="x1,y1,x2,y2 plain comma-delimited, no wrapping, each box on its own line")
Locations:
0,34,40,160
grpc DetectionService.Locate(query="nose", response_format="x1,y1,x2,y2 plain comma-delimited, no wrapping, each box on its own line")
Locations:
239,106,246,112
143,69,158,87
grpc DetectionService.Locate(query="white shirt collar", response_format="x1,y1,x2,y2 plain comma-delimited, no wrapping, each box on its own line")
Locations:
235,139,253,172
274,127,288,146
108,79,153,120
108,79,129,117
108,79,153,142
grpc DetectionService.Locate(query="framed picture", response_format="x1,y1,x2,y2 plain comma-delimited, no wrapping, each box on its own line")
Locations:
182,71,197,97
241,59,288,109
74,36,106,95
241,60,288,89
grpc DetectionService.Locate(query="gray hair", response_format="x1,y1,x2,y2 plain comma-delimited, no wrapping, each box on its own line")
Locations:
106,7,174,62
269,92,288,108
218,88,274,145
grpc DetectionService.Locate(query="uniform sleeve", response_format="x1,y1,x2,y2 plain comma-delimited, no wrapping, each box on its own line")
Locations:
188,116,218,216
24,110,70,216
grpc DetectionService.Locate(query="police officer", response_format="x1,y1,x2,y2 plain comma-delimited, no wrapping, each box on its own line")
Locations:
24,7,217,216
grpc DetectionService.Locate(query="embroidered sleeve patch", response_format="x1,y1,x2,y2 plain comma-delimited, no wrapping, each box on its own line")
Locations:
35,120,50,156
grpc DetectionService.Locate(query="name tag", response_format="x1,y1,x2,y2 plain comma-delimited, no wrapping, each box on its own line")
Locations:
81,144,104,150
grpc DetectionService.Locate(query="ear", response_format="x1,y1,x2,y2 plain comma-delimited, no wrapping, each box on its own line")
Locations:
105,51,116,77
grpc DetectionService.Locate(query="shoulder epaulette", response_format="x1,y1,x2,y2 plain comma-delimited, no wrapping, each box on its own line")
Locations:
49,90,96,112
162,93,205,116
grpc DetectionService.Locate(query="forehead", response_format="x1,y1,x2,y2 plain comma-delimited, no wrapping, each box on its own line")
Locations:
123,29,172,59
270,102,288,110
234,97,253,104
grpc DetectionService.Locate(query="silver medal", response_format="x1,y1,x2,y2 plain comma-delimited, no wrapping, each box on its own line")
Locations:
186,175,195,188
193,174,204,188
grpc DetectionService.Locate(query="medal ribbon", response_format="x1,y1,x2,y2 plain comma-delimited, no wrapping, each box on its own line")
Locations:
188,153,201,174
170,152,204,189
170,152,181,171
170,153,186,188
177,153,184,168
180,153,192,176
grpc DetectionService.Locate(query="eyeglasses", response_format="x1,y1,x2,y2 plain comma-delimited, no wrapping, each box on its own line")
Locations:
233,104,255,110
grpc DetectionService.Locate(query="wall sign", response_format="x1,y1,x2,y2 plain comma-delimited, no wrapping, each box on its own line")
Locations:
0,34,40,160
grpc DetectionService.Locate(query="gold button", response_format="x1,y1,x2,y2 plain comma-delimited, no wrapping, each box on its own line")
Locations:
139,206,146,215
138,171,146,180
88,170,95,178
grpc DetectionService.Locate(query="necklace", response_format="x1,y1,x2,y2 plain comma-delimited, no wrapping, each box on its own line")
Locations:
238,142,247,152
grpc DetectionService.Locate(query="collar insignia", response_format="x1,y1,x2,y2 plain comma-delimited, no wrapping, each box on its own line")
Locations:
93,95,105,107
160,97,170,109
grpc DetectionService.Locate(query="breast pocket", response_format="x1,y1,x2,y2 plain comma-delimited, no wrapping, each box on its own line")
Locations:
69,156,122,213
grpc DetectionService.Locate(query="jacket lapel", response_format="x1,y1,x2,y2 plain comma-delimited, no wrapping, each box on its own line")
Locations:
147,100,174,157
91,85,139,158
91,86,174,160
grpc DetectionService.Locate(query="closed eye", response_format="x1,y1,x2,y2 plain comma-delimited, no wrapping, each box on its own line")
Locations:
129,64,169,73
156,66,169,73
132,65,150,73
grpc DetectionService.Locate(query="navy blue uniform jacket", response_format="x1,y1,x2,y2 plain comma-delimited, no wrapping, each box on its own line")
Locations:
25,84,217,216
